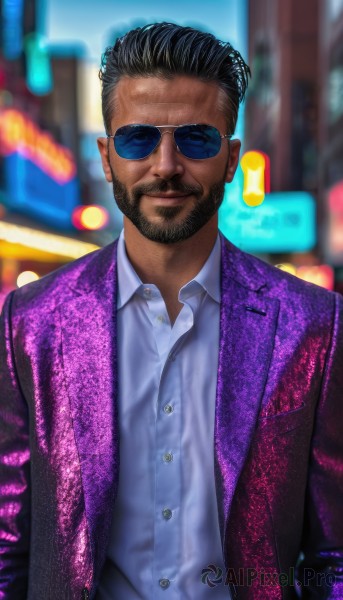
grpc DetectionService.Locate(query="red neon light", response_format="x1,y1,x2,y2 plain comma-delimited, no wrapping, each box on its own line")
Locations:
297,265,334,291
259,150,270,194
0,109,76,184
328,181,343,212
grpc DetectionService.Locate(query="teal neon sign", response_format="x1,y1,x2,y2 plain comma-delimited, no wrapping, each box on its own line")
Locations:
219,186,316,253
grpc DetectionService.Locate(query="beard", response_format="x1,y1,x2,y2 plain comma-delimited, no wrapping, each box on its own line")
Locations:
111,169,226,244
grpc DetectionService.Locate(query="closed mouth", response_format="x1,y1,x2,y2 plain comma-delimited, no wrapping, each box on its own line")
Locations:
147,193,189,198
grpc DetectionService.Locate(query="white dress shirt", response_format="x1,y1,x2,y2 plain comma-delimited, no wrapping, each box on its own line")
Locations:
96,231,230,599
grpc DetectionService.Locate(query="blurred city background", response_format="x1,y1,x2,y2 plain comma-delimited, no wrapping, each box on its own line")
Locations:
0,0,343,307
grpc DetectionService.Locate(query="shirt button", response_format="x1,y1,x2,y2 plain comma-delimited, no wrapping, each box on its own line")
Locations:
159,578,170,589
163,452,173,463
143,287,151,298
162,508,173,520
157,315,165,323
163,404,173,414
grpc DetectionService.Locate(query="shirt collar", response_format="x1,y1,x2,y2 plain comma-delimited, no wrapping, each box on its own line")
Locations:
117,230,142,309
117,230,221,310
179,234,221,303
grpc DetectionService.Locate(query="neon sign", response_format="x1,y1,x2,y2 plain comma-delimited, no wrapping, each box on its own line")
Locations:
0,109,76,184
240,150,270,206
2,0,24,60
219,191,316,253
327,180,343,259
296,265,334,290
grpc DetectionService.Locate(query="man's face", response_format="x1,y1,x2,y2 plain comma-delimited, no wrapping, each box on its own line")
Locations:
97,75,241,244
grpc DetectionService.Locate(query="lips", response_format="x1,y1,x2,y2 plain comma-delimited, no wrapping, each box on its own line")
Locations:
145,193,191,205
146,193,189,198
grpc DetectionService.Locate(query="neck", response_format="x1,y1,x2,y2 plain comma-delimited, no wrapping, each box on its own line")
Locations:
123,217,218,323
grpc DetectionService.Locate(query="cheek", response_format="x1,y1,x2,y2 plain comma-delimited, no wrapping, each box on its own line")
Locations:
191,159,227,189
111,156,148,186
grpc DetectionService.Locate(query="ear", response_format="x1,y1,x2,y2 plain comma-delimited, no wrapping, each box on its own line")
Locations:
97,137,113,182
225,139,241,183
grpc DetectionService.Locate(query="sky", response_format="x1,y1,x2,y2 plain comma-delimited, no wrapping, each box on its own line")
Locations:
46,0,248,64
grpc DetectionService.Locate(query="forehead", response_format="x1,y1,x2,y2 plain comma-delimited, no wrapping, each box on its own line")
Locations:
112,75,227,129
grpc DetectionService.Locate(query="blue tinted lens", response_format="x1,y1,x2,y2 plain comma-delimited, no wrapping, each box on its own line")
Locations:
114,125,161,159
113,124,223,160
175,124,221,159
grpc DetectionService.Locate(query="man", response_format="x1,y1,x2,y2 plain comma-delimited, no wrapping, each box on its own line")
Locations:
0,22,342,600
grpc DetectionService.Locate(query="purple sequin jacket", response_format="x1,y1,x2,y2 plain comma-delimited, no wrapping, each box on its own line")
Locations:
0,237,342,600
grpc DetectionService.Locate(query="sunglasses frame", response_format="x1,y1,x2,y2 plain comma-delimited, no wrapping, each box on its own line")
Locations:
107,123,232,160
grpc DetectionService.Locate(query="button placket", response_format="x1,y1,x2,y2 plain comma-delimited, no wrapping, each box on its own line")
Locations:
151,285,197,597
143,288,170,360
154,338,181,597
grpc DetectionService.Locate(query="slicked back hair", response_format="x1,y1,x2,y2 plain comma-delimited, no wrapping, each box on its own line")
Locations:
99,22,250,135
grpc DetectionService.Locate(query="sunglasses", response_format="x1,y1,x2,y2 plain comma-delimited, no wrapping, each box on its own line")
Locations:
107,124,231,160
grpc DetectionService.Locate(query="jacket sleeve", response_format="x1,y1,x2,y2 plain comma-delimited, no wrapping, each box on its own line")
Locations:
298,291,343,598
0,291,30,599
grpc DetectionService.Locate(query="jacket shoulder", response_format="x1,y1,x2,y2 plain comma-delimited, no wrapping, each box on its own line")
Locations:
4,240,118,317
221,236,339,314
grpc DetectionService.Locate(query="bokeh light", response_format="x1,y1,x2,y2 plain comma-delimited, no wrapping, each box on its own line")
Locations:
72,205,109,230
17,270,39,288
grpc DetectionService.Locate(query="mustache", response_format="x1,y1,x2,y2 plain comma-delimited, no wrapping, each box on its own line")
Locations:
132,180,203,198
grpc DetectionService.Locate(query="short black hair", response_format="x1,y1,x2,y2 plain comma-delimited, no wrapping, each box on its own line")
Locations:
99,22,250,134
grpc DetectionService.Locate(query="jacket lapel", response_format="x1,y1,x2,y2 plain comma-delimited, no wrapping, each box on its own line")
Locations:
59,241,119,579
215,239,280,556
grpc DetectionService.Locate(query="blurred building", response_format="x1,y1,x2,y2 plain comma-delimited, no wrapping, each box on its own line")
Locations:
245,0,319,194
319,0,343,291
0,0,118,303
245,0,343,293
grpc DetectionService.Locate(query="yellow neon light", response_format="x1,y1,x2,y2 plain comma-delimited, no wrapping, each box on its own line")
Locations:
275,263,297,276
0,221,100,259
240,151,267,207
0,109,76,184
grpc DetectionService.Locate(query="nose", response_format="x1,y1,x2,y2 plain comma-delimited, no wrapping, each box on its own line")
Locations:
150,130,185,180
